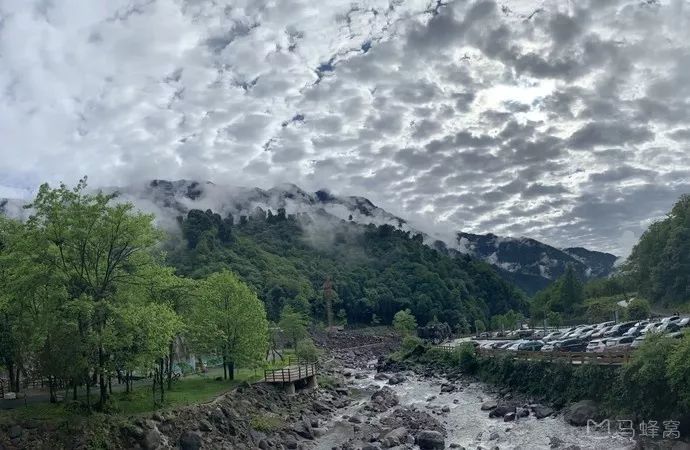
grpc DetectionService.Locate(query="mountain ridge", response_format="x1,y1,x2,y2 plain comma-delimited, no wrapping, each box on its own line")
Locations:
0,179,617,295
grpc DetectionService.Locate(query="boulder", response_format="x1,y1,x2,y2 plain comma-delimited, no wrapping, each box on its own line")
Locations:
489,405,514,418
179,431,202,450
517,408,530,418
480,401,497,411
503,412,516,422
142,429,162,450
374,373,389,381
388,374,405,385
416,430,445,450
440,383,454,393
532,405,555,419
348,415,364,424
564,400,599,426
8,425,22,439
382,427,408,448
441,406,451,413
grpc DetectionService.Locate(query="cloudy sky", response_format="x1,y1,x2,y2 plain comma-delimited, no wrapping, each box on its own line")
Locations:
1,0,689,256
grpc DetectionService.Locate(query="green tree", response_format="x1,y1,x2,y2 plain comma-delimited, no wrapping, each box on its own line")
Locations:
474,319,486,334
392,309,418,335
189,270,268,380
547,311,562,328
556,264,584,314
279,305,309,349
625,298,650,321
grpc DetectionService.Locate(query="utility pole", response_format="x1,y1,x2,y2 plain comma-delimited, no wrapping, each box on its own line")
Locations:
323,276,334,329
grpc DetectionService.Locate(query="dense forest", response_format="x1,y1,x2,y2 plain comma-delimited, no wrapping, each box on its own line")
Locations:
624,195,690,306
168,208,528,331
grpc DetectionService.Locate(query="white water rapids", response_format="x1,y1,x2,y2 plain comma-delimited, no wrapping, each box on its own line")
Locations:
314,370,634,450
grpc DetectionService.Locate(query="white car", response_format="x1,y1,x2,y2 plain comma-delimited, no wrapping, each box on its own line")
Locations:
586,339,608,353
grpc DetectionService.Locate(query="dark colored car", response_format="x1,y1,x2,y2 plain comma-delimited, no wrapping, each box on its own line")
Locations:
604,321,637,337
554,338,587,352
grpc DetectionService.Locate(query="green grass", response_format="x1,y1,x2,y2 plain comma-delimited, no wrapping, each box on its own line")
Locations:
0,360,295,424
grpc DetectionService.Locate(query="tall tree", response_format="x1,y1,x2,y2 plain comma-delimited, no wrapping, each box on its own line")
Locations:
23,178,164,409
189,270,268,380
279,305,309,350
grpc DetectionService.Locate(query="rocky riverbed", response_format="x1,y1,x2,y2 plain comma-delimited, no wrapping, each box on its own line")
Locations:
1,330,688,449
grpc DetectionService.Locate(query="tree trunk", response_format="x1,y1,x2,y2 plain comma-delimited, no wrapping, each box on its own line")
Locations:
222,355,227,380
108,376,112,395
98,345,107,409
14,366,20,392
159,360,165,404
167,341,174,390
73,382,77,401
152,370,157,406
49,376,57,403
7,361,15,393
86,380,91,411
228,361,235,381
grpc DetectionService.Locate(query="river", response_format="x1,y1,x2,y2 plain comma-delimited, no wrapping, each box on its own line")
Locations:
314,369,635,450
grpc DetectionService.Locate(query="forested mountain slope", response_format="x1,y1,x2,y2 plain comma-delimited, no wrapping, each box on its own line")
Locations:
624,194,690,306
167,208,527,329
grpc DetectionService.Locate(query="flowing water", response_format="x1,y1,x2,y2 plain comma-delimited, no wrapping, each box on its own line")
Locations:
315,370,635,450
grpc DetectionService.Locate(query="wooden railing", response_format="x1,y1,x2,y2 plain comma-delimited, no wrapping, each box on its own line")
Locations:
264,363,317,383
478,348,631,365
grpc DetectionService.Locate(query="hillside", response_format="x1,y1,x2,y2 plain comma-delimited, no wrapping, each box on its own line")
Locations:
456,232,618,295
167,207,527,329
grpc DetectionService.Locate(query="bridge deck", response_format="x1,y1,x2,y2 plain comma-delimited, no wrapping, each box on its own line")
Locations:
264,363,317,383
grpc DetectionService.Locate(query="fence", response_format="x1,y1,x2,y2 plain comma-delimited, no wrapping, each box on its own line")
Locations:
477,348,631,365
264,363,317,383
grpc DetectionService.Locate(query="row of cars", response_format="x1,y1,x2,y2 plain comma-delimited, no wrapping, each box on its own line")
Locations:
477,315,690,353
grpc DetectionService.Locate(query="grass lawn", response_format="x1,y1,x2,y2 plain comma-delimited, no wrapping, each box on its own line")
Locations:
0,359,293,424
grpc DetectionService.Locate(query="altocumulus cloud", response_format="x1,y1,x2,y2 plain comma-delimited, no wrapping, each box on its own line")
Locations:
1,0,689,256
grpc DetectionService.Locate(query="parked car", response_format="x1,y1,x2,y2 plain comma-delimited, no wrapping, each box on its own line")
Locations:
542,331,563,342
586,339,608,353
517,330,534,338
640,322,660,334
661,315,681,324
608,335,635,351
478,332,490,338
666,331,686,340
579,328,597,339
518,340,544,351
677,318,690,328
595,321,615,329
531,330,548,339
631,335,646,349
541,341,558,352
555,338,587,352
655,322,681,334
591,326,612,338
604,321,637,337
624,321,649,337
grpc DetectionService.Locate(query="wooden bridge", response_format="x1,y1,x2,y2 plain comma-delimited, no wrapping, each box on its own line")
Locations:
264,362,318,395
437,345,632,366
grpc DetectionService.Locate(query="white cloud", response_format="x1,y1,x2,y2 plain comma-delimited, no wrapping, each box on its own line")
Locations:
1,0,689,256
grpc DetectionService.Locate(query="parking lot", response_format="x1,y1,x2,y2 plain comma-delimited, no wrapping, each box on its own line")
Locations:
472,315,690,354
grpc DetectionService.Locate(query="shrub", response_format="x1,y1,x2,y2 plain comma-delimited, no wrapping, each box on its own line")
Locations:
250,414,284,432
295,338,320,362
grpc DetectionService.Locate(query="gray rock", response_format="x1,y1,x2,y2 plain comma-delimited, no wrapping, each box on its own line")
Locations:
388,374,405,385
199,419,213,432
416,430,445,449
489,431,500,441
442,406,451,413
382,427,408,448
489,405,515,418
503,412,516,422
362,445,382,450
179,431,202,450
564,400,599,426
142,429,162,450
8,425,22,439
480,401,497,411
517,408,530,418
348,415,364,424
533,405,555,419
374,373,389,381
440,383,454,393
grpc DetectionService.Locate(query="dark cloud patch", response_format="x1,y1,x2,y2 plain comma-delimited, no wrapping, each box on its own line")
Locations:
568,122,654,149
588,165,656,183
668,129,690,142
522,182,569,199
